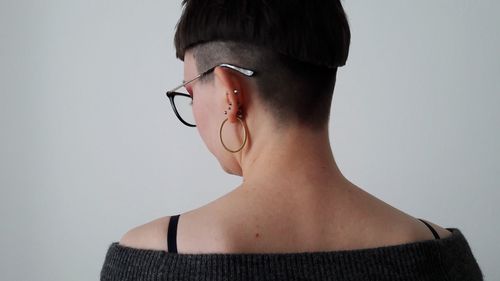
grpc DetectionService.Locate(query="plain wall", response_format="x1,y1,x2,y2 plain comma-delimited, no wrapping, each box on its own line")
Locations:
1,1,498,280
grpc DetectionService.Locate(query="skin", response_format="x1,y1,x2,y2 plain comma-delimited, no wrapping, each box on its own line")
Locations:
119,50,452,253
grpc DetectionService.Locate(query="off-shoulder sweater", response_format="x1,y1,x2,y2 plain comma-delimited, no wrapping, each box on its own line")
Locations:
100,227,483,281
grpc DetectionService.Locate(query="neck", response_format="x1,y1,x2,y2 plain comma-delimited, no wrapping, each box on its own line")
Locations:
238,123,347,193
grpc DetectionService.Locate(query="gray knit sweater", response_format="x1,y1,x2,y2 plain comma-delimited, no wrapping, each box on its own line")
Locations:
100,228,483,281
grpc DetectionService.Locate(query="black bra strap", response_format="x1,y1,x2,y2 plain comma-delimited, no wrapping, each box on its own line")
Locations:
167,214,180,253
417,218,440,239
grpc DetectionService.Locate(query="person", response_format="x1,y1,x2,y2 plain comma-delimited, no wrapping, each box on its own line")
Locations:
100,0,484,280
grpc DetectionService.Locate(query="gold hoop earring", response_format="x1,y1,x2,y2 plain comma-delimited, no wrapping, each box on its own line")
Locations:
219,117,248,153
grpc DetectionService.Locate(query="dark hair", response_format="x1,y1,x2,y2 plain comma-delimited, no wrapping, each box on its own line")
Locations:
174,0,351,130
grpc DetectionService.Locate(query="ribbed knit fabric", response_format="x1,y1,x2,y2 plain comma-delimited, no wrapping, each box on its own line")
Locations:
100,228,483,281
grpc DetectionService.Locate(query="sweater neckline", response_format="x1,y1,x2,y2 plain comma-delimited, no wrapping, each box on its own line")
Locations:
109,227,460,257
101,228,485,281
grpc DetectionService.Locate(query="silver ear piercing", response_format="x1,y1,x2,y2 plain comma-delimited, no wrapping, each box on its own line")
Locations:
224,89,242,116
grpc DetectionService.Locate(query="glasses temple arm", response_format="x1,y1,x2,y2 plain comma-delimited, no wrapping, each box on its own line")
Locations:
168,73,204,92
219,63,254,76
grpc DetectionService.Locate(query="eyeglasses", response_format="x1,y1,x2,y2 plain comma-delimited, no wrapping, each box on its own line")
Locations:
165,63,256,127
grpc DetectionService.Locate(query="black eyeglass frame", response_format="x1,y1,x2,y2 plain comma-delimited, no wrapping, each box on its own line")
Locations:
165,63,256,127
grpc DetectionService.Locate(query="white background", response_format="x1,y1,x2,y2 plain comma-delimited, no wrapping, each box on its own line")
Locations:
1,1,498,280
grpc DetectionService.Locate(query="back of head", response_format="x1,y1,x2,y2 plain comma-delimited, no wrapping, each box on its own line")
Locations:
174,0,351,130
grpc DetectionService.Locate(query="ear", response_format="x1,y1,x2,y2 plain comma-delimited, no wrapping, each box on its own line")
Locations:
214,66,244,124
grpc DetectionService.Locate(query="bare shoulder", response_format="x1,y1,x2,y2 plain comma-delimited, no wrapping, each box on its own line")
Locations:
119,216,171,251
116,195,232,253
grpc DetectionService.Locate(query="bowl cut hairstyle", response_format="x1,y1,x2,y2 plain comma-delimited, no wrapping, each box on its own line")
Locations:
174,0,351,130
